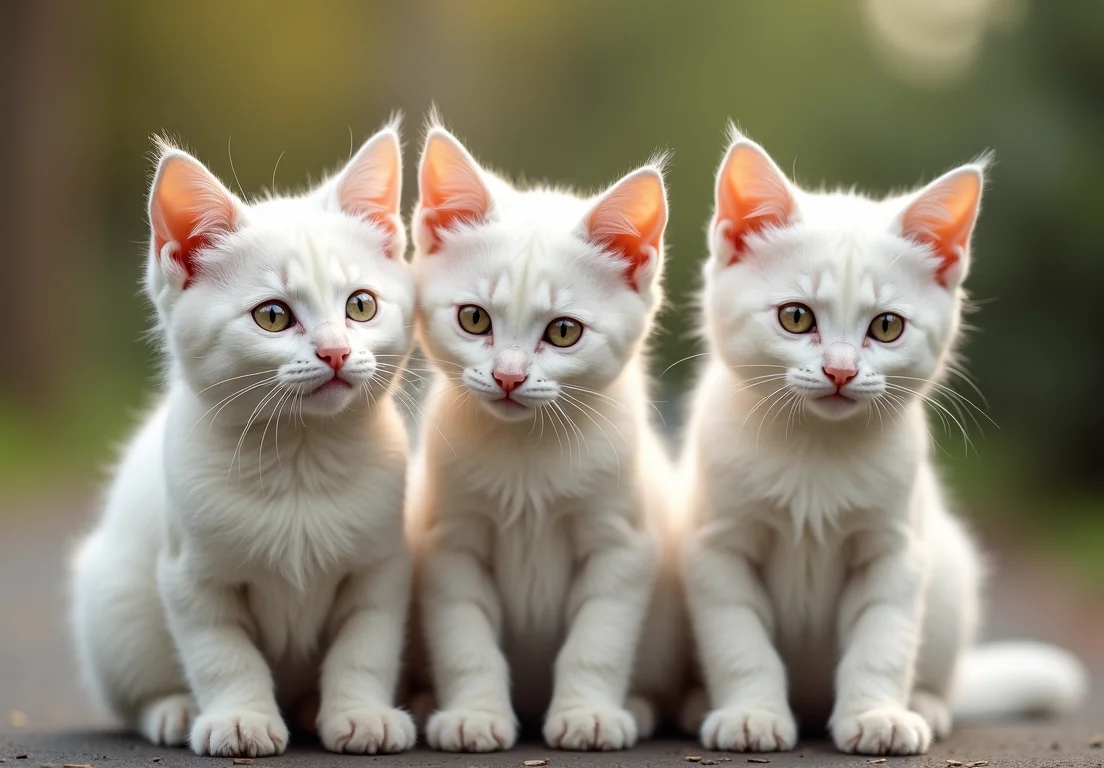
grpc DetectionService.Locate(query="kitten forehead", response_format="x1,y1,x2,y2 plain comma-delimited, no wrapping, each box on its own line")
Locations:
228,201,388,270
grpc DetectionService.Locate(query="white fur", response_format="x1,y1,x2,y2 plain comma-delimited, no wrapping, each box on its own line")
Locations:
682,128,1086,756
407,125,687,752
70,126,418,756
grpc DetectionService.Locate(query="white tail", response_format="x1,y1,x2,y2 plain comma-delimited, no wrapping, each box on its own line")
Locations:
952,642,1088,721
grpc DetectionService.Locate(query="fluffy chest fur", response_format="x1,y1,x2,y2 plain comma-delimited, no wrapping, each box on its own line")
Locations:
427,383,630,634
695,363,921,541
162,384,408,590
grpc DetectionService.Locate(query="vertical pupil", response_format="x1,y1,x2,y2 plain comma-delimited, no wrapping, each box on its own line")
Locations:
883,316,890,332
357,297,363,312
559,322,566,338
269,307,276,324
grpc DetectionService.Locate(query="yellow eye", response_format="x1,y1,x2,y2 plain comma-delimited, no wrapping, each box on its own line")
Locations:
346,290,377,322
252,300,294,332
544,317,583,348
458,305,492,335
778,303,815,334
868,312,905,343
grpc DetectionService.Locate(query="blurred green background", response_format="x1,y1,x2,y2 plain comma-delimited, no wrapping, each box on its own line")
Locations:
0,0,1101,579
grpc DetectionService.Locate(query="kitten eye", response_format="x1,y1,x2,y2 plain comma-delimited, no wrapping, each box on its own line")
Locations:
544,317,583,348
346,290,378,322
458,305,492,335
252,300,294,333
778,303,815,334
868,312,905,343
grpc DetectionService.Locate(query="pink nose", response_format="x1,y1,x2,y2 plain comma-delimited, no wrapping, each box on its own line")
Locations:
823,365,857,388
316,346,350,371
493,371,527,393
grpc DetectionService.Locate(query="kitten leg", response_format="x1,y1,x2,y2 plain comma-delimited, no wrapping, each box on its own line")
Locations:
909,690,951,740
316,556,416,754
422,545,517,752
72,533,194,746
138,693,198,747
684,542,797,752
829,543,931,756
628,544,689,740
543,537,656,751
158,556,288,757
910,510,980,741
625,694,656,739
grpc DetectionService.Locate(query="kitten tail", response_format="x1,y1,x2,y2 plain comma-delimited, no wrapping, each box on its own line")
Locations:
951,641,1088,721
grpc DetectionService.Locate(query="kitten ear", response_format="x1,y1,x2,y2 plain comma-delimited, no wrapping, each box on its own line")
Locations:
897,161,987,288
149,140,243,288
581,165,668,291
712,127,797,265
323,124,405,258
415,127,492,254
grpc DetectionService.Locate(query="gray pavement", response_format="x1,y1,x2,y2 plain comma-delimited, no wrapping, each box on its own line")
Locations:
3,722,1104,768
1,495,1101,766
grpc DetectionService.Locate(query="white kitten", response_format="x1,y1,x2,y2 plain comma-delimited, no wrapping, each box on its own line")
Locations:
681,127,1086,756
70,124,419,757
406,123,687,752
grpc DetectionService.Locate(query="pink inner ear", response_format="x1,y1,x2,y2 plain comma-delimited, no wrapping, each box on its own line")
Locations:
715,142,794,264
150,155,238,284
337,131,403,256
584,169,667,288
418,131,491,254
900,168,983,287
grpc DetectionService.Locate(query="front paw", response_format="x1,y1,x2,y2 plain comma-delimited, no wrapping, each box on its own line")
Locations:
190,710,289,757
544,706,637,751
426,709,517,752
318,706,416,754
831,706,932,755
138,693,196,747
700,706,797,752
910,690,952,740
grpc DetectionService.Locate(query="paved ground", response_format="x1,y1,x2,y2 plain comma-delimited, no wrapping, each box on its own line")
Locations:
3,722,1104,768
1,495,1101,766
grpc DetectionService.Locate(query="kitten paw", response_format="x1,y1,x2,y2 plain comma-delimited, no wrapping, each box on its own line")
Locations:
190,710,289,757
909,691,952,740
543,706,637,751
831,706,932,755
700,706,798,752
318,706,415,754
426,709,517,752
138,693,196,747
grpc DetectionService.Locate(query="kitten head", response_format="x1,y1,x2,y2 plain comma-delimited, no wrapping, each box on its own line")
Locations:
146,123,414,419
411,124,668,422
703,125,987,423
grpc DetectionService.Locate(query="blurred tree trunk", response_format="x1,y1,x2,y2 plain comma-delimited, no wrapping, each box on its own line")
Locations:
0,1,102,408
